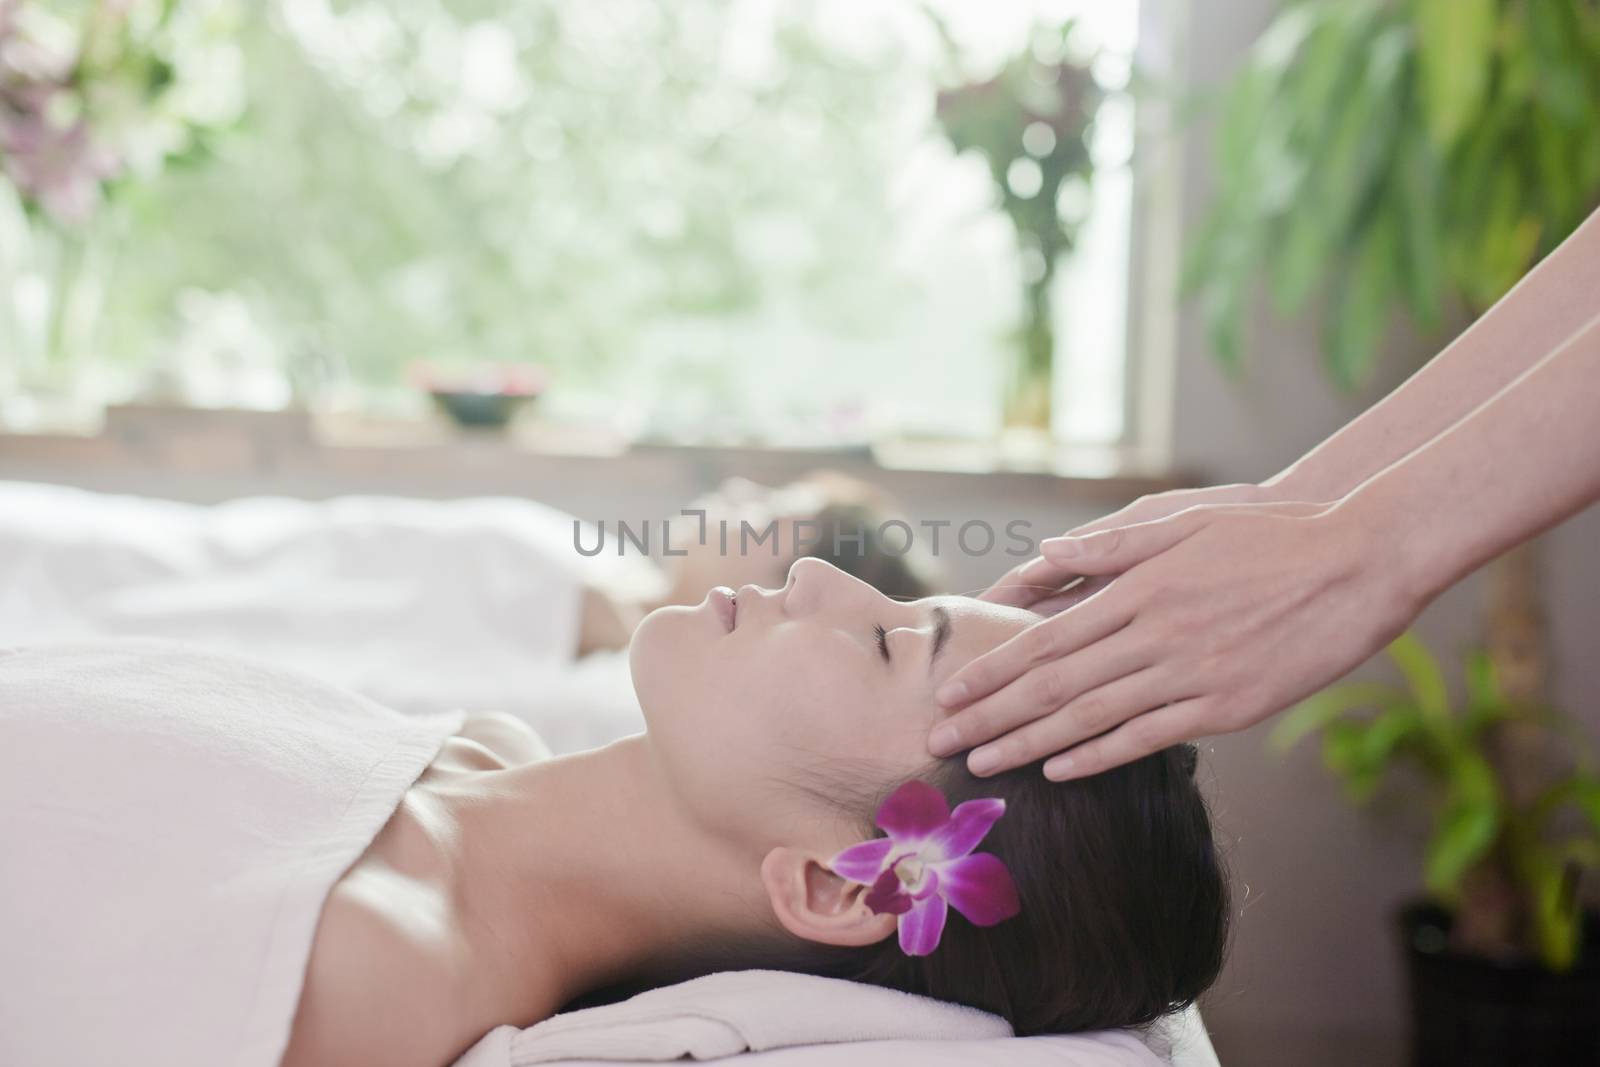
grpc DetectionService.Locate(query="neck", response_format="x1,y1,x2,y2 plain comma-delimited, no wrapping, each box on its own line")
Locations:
448,735,773,1024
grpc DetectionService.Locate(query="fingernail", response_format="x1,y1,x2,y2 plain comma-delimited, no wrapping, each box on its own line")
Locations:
968,747,1001,775
1044,755,1075,781
928,723,960,756
935,680,968,707
1041,537,1083,558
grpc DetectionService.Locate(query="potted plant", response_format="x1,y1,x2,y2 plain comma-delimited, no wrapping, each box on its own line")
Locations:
1273,632,1600,1065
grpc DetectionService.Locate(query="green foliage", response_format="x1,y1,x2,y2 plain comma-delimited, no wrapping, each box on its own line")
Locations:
1188,0,1600,388
1272,632,1600,971
80,1,916,388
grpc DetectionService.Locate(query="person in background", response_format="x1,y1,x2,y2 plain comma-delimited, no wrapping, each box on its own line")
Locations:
579,471,941,654
0,470,938,717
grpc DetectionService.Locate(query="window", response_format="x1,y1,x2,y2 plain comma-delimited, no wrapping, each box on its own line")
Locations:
4,0,1149,450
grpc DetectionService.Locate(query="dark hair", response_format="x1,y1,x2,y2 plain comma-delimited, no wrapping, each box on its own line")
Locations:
569,746,1229,1029
779,744,1230,1036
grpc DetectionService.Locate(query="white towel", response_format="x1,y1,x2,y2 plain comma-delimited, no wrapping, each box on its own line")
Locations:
513,970,1007,1062
0,641,463,1067
450,970,1201,1067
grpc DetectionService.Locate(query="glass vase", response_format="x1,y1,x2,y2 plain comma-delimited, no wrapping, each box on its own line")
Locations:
0,190,113,429
997,277,1055,463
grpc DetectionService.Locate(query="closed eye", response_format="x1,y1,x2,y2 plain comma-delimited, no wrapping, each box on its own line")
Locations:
873,623,890,663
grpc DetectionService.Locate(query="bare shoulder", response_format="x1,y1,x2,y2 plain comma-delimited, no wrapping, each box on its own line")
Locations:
458,711,551,766
280,872,469,1067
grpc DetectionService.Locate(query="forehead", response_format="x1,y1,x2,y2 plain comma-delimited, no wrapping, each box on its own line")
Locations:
926,596,1035,686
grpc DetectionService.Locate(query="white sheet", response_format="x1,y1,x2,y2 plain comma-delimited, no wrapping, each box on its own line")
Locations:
0,480,650,749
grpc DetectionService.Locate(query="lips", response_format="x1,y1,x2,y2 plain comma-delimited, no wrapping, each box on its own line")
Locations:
711,586,738,632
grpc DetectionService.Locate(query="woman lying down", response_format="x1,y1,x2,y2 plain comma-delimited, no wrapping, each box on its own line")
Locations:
0,558,1229,1067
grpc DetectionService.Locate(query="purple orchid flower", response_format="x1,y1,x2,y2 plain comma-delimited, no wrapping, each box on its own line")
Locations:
829,780,1020,956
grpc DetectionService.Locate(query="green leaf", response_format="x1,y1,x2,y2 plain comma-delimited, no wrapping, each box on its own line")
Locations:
1217,64,1275,193
1461,650,1511,734
1362,706,1422,766
1322,719,1367,776
1387,631,1450,719
1424,797,1499,894
1323,212,1399,390
1251,4,1321,77
1463,650,1500,708
1339,707,1426,802
1453,749,1499,807
1395,134,1444,330
1531,852,1583,972
1474,165,1544,310
1495,5,1538,106
1270,203,1331,315
1414,0,1497,150
1199,272,1246,375
1181,208,1229,296
1309,23,1408,255
1572,775,1600,835
1527,0,1593,126
1271,682,1404,753
1289,2,1372,127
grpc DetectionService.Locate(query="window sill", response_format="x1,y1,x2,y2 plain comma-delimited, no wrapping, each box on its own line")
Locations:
0,404,1193,499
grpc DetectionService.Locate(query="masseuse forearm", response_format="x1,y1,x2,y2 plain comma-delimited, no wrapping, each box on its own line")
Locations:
1264,207,1600,502
1337,309,1600,607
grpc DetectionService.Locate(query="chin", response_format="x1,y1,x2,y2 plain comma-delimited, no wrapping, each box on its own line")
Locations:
628,603,701,727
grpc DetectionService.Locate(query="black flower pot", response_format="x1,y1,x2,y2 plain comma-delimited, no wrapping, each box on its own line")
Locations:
1399,901,1600,1066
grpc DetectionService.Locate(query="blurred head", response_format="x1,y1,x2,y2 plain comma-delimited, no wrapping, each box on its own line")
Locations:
629,558,1230,1034
663,472,940,603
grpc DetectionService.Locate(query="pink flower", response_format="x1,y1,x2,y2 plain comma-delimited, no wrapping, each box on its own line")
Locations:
0,7,120,225
829,780,1020,956
0,100,119,223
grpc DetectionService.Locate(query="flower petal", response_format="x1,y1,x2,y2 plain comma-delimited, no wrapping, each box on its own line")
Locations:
926,797,1006,861
875,780,950,842
864,868,913,915
829,838,895,885
897,893,949,956
933,853,1020,927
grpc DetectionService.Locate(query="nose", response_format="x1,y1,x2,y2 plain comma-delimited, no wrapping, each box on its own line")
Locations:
783,556,878,616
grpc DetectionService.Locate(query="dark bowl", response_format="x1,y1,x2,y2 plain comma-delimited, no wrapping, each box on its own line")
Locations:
428,390,536,429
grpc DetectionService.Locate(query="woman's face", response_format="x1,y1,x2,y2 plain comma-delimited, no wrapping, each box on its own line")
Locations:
629,557,1035,845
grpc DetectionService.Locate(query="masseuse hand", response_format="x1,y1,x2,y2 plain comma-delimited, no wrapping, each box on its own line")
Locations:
930,499,1419,781
980,482,1272,615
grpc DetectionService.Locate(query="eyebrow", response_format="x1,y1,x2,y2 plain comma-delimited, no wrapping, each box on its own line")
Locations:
927,605,952,675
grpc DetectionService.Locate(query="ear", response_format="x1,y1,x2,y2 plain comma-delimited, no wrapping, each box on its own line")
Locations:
760,847,898,948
